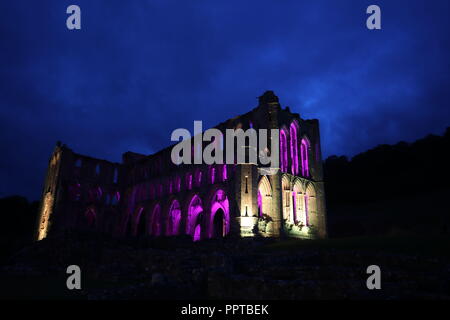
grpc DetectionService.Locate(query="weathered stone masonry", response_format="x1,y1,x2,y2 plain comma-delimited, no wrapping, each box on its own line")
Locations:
35,91,327,241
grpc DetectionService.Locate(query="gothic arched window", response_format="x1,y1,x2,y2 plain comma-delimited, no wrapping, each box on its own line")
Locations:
280,129,288,173
290,122,299,175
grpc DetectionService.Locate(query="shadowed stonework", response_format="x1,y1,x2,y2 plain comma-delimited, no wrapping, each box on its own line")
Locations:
35,91,327,241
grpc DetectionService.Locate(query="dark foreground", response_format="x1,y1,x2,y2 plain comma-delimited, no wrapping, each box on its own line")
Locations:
1,232,450,300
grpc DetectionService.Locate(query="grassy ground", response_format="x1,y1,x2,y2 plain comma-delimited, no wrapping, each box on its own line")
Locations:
263,235,450,258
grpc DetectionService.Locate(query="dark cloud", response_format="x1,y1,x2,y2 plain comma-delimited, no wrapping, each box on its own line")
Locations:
0,0,449,199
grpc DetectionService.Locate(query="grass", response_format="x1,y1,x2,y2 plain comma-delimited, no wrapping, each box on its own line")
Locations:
263,234,450,258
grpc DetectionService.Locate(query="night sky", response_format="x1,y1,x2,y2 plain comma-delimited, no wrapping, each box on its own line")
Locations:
0,0,449,200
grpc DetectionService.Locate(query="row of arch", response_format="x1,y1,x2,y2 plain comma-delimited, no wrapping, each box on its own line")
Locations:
68,183,120,205
131,164,231,203
257,175,317,226
124,188,230,241
74,158,119,184
279,120,311,178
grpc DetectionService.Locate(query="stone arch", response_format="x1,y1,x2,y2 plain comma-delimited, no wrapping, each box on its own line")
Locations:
281,174,291,221
279,128,288,173
292,178,305,224
207,188,230,238
305,182,317,226
257,175,272,218
148,203,162,236
166,198,182,235
300,136,311,177
290,120,300,175
186,194,204,241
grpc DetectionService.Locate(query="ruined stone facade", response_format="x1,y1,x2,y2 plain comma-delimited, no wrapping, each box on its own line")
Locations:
35,91,327,241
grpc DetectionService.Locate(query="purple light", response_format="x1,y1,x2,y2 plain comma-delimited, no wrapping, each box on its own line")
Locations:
301,138,310,177
222,164,227,181
292,191,297,223
208,189,230,238
193,224,201,241
280,130,288,172
257,190,262,217
187,173,193,190
187,195,203,240
175,176,181,192
167,200,181,235
169,180,173,194
210,166,215,184
195,170,202,187
290,122,299,175
150,204,161,236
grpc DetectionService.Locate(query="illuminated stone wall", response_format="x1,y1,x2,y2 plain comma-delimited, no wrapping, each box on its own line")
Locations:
36,91,327,241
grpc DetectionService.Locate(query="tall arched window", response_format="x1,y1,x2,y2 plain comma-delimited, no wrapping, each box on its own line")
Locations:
222,164,227,181
186,172,193,190
187,195,203,239
290,122,299,175
300,138,310,177
280,129,288,173
258,175,272,218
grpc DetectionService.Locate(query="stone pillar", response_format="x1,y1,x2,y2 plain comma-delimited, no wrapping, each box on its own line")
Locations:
234,164,259,237
315,181,328,238
267,171,282,237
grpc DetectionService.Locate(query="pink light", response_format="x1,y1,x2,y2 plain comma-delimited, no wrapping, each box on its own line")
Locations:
257,190,262,217
280,130,288,172
222,164,227,181
292,191,297,223
208,189,230,238
150,204,161,236
167,200,181,235
187,195,203,237
187,173,193,190
290,122,299,175
210,166,215,184
193,225,201,241
301,138,310,177
175,176,181,192
195,170,202,187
